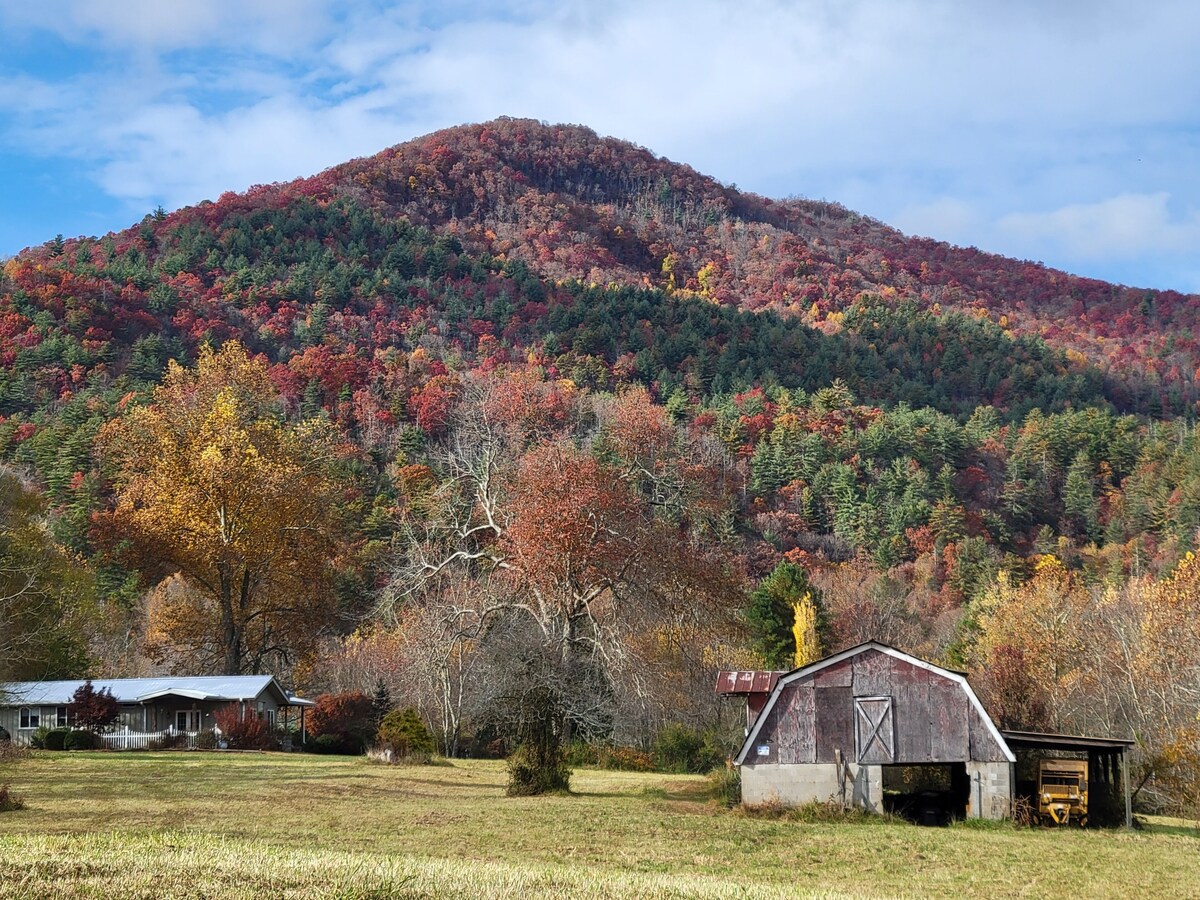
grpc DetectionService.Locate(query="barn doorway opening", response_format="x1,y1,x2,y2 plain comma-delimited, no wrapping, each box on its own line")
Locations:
882,763,969,826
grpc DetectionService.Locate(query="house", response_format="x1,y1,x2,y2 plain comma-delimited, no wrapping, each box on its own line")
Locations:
718,641,1134,825
0,675,315,747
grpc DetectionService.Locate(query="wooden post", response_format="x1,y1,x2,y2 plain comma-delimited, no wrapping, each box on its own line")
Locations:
1122,748,1132,828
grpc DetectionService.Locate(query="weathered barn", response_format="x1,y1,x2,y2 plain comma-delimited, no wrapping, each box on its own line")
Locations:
727,642,1016,820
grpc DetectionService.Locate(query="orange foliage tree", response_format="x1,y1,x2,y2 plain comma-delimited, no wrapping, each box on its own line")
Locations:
97,342,343,675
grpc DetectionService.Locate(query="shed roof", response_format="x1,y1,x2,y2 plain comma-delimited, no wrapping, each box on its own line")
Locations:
0,675,307,707
734,641,1016,765
1000,730,1134,753
714,670,784,695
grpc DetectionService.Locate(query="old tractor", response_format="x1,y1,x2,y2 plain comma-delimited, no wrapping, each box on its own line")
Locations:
1038,758,1088,826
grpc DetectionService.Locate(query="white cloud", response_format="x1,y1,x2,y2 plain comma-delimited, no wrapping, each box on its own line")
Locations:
2,0,1200,287
0,0,330,54
996,192,1200,262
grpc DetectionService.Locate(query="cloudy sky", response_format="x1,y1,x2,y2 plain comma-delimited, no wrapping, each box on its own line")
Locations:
1,0,1198,292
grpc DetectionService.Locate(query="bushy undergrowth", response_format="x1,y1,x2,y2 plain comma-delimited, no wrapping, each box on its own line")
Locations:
565,741,655,772
707,764,742,808
651,724,729,774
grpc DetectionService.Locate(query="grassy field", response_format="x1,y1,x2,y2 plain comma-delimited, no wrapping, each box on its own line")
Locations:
0,753,1198,898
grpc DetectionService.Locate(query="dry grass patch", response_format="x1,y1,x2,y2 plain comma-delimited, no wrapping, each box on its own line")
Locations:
0,753,1197,898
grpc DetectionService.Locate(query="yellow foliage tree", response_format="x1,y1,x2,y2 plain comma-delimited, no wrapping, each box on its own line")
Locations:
98,342,342,675
792,592,822,668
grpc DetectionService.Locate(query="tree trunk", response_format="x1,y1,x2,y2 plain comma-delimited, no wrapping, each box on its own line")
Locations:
219,569,242,675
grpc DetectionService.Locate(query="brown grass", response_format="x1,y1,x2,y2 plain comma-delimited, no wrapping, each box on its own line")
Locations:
0,752,1197,898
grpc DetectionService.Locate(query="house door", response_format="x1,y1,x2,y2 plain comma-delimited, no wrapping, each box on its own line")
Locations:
855,696,895,763
176,710,201,732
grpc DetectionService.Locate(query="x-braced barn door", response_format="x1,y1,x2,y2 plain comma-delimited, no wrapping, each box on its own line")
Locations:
854,696,895,763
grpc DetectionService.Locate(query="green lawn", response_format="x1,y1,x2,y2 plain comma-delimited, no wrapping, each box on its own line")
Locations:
0,752,1197,898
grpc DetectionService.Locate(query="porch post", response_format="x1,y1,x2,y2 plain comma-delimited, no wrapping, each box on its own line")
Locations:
1122,748,1132,828
300,706,306,745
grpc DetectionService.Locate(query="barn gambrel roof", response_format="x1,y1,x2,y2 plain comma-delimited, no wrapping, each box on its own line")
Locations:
734,641,1014,765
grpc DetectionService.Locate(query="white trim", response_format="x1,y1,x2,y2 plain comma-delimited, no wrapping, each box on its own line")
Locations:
734,641,1015,765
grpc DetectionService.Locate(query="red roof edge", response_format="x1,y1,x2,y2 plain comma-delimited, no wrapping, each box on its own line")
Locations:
714,670,785,694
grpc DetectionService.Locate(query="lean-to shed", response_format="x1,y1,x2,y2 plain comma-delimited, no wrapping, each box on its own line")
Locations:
730,642,1016,820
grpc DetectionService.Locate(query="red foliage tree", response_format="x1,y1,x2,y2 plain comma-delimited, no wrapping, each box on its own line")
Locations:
67,680,119,732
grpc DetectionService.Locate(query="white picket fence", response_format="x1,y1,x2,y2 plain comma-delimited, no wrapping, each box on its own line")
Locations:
99,726,215,751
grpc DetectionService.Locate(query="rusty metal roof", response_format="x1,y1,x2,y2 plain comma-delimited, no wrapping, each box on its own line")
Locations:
714,670,784,694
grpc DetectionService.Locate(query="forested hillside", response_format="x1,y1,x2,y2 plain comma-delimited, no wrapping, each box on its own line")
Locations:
1,118,1198,809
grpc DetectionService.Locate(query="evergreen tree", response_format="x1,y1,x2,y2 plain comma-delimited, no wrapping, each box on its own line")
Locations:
369,678,392,729
1063,450,1100,542
746,561,828,669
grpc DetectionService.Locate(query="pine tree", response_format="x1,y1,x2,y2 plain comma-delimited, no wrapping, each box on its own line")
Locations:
746,562,828,669
370,678,392,730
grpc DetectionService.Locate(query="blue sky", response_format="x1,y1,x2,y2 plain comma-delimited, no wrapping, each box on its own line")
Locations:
2,0,1199,292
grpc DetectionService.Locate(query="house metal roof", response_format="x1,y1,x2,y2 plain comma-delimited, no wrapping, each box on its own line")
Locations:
0,675,307,707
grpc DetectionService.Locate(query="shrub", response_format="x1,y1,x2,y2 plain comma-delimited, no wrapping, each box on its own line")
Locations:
707,764,742,808
308,691,373,754
506,740,572,796
651,724,726,774
213,704,278,751
376,708,435,761
0,783,25,813
43,728,69,751
28,726,52,750
64,730,98,751
195,729,218,751
307,733,357,755
149,731,189,751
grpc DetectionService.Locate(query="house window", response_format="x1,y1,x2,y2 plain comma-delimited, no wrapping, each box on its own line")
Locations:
19,707,40,729
854,696,895,764
56,706,68,727
176,710,201,732
266,709,276,727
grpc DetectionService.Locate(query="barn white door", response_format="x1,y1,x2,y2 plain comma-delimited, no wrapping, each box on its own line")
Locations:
854,696,895,763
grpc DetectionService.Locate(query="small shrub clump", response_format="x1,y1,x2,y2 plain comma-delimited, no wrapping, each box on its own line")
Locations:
43,728,69,751
63,730,98,751
707,764,742,808
0,783,25,812
213,704,278,751
307,733,358,755
375,708,436,764
506,741,572,797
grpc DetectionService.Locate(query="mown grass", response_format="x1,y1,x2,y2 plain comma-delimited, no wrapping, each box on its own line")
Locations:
0,752,1197,898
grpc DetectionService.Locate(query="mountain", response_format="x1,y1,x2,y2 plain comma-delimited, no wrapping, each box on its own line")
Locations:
5,118,1194,427
320,118,1197,409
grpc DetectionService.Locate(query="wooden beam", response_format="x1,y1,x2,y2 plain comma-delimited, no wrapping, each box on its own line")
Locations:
1122,748,1132,828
